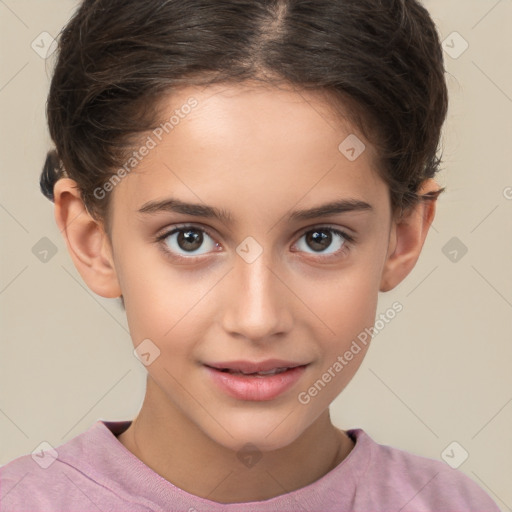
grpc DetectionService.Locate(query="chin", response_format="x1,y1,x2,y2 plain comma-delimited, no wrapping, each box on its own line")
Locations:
200,410,311,453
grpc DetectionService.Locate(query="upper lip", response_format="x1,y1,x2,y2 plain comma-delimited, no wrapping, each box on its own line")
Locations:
205,359,309,373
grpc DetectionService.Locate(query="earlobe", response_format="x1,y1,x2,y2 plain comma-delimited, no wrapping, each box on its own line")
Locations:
379,179,439,293
53,178,122,299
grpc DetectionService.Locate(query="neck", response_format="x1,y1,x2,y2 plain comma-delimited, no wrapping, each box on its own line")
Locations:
117,375,354,504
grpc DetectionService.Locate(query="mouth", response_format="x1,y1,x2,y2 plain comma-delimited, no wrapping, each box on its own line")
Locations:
203,361,310,401
207,366,304,377
204,358,309,375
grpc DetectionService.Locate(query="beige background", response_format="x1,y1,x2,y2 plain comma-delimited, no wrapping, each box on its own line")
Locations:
1,0,511,509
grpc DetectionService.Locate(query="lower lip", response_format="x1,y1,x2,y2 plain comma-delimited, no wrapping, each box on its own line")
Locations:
205,365,308,401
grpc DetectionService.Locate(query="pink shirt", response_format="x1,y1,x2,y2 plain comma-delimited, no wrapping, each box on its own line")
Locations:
0,419,501,511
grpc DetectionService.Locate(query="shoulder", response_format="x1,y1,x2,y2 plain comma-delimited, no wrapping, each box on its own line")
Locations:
349,429,501,511
0,450,63,512
0,420,143,512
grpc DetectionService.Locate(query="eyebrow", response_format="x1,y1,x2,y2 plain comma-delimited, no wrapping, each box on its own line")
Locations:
137,197,373,224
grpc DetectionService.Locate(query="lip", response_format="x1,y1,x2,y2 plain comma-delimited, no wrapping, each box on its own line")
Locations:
205,359,307,373
204,363,309,401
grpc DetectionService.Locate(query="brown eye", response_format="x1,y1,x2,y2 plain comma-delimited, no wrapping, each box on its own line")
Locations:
295,227,353,258
158,225,219,258
176,228,204,252
305,230,332,252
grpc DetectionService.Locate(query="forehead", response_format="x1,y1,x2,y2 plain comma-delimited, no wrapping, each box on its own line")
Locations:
109,82,387,224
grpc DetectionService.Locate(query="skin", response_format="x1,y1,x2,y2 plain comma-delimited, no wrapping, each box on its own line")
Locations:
53,81,438,504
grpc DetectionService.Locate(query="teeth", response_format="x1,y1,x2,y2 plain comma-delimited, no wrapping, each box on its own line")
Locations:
253,367,288,376
225,367,290,376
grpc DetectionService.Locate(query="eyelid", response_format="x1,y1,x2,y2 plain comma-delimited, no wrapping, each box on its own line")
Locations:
296,224,356,243
156,222,217,241
155,222,356,261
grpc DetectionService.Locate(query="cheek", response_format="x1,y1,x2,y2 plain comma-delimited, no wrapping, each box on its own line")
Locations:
296,276,377,411
293,259,381,335
119,251,219,352
291,255,381,390
113,244,176,341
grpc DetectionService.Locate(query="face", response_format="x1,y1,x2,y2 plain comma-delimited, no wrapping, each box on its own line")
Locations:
106,82,394,452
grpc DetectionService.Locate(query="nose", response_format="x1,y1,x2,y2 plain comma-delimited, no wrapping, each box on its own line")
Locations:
221,250,293,342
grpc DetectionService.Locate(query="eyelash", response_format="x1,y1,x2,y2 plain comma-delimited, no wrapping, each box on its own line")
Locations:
155,224,356,263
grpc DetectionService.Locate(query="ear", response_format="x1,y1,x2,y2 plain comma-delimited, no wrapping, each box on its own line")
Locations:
53,178,122,299
379,179,439,293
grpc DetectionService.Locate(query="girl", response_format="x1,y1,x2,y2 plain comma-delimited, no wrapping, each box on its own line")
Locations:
1,0,501,510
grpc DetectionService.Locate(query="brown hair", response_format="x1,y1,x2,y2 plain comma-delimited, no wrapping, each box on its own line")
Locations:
40,0,448,240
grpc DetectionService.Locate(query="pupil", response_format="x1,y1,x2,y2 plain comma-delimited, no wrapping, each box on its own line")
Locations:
178,229,203,251
307,230,331,252
175,229,332,253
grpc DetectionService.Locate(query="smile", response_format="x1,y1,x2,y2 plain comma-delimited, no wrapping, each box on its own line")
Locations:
204,364,309,401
